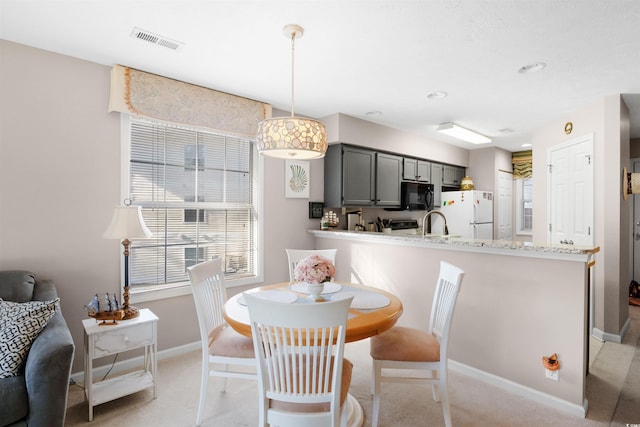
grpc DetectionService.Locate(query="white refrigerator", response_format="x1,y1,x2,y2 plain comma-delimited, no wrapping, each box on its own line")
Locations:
431,190,494,239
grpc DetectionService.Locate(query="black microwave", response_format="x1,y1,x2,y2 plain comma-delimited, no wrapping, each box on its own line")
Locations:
400,182,434,211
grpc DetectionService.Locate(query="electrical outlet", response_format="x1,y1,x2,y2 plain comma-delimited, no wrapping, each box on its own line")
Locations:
545,369,559,381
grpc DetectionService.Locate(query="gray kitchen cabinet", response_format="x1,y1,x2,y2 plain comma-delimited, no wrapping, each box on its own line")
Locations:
442,164,465,187
375,152,402,206
324,144,401,208
431,163,443,207
403,158,431,183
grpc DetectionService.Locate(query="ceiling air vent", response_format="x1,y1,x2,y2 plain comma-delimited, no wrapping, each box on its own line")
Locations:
130,27,184,51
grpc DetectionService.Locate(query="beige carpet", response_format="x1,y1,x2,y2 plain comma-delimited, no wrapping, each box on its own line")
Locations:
65,306,640,426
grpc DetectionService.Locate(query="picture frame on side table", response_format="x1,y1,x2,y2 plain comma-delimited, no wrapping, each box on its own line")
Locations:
285,160,310,198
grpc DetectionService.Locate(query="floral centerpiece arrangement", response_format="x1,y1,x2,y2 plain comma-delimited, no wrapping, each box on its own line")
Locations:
293,254,336,284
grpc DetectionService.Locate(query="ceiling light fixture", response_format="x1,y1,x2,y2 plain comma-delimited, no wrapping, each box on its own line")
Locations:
427,91,448,100
436,122,491,144
518,62,546,74
256,24,328,159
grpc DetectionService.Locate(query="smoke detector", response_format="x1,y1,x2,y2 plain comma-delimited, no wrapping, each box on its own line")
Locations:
130,27,184,51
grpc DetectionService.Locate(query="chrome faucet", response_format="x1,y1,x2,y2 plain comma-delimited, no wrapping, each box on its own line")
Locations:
421,210,449,236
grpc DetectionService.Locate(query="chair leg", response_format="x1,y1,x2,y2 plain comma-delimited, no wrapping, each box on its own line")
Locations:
220,364,229,392
196,359,209,426
372,360,382,427
258,396,268,427
440,370,452,427
340,400,348,427
431,369,440,402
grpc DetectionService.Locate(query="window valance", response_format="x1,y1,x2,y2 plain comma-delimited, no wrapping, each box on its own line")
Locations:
512,150,532,179
108,65,271,137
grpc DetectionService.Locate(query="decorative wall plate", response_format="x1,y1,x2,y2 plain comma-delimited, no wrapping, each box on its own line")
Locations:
285,160,310,198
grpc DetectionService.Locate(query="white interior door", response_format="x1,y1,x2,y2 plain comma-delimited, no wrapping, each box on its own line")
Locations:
548,134,594,246
497,171,513,240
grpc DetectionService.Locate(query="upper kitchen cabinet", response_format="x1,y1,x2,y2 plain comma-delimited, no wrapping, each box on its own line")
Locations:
442,164,466,187
375,152,402,206
324,144,401,208
403,158,431,183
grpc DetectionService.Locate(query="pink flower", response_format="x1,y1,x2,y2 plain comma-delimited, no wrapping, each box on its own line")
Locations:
293,254,336,284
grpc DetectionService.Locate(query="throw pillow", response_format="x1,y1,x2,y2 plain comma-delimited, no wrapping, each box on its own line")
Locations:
0,298,59,378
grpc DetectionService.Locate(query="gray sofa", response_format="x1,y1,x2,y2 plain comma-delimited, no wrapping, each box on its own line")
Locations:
0,271,75,427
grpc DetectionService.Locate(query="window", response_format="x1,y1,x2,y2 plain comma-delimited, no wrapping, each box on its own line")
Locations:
516,177,533,234
124,116,261,301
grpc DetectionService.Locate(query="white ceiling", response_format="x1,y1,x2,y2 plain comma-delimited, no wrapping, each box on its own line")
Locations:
2,0,639,152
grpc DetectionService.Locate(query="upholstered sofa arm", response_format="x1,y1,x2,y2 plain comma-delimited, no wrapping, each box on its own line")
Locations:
24,280,75,427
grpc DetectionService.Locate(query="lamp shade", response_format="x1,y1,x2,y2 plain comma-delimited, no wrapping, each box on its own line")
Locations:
103,206,152,239
256,116,328,159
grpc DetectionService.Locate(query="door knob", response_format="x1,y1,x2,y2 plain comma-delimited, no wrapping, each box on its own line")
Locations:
635,232,640,241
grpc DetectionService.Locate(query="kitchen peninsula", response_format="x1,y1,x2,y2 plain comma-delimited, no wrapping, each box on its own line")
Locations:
310,229,599,417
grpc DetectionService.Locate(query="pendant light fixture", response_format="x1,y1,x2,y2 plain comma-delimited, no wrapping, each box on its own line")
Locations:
256,24,328,159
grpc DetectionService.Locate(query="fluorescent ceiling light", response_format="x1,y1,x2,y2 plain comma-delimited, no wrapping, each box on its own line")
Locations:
436,122,491,144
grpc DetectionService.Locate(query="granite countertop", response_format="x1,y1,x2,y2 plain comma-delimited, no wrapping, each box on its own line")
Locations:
309,229,600,260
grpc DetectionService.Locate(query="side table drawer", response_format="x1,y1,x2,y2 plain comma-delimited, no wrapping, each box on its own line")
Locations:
93,322,154,357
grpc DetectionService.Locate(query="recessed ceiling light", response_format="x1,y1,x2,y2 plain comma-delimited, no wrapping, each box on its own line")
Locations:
427,91,448,99
521,143,532,147
365,110,382,116
518,62,546,74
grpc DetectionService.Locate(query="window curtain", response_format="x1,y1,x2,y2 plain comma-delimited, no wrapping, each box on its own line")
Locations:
108,64,271,137
512,150,533,179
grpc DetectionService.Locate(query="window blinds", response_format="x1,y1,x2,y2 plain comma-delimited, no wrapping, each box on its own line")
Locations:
129,118,256,286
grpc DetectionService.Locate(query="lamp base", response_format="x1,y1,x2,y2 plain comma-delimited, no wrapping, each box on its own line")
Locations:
122,305,140,320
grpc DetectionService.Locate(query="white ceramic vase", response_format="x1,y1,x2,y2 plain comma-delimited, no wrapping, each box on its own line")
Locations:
306,282,325,301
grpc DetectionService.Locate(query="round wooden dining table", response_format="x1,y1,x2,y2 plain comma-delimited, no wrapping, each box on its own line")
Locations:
223,281,403,427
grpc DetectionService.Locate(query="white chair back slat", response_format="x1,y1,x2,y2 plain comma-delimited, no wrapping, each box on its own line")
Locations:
430,262,463,342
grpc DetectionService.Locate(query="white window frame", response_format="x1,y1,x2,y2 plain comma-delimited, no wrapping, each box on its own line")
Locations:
119,115,264,303
516,177,533,235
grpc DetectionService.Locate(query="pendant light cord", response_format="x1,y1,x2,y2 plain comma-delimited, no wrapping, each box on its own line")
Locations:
290,30,296,118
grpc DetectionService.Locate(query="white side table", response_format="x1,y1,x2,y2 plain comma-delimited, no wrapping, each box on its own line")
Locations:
82,308,158,421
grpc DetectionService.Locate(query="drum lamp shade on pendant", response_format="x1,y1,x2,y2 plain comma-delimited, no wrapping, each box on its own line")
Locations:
255,24,328,159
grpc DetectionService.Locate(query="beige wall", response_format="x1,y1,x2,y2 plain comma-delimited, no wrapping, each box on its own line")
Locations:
323,112,470,167
531,95,630,339
315,234,590,411
467,146,512,239
1,38,631,377
630,138,640,158
0,40,323,373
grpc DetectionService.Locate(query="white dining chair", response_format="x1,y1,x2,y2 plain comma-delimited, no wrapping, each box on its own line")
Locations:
369,261,464,427
244,293,354,427
286,248,338,281
187,258,256,426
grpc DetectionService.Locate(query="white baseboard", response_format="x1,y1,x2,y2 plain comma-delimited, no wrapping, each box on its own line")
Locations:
70,341,200,384
591,316,631,344
71,341,588,419
449,359,588,418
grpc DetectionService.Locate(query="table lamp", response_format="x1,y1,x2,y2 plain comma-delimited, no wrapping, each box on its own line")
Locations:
103,204,152,319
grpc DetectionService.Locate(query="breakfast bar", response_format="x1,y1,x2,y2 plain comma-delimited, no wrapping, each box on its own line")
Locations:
310,229,599,417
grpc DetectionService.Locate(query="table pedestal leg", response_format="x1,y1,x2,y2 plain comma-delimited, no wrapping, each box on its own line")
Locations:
345,393,364,427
